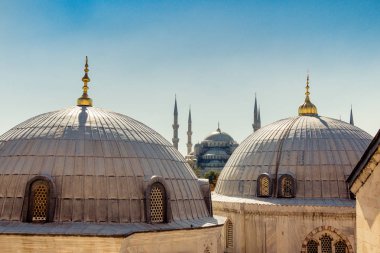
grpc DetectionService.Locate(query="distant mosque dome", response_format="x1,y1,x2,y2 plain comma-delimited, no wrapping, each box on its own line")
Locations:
204,127,235,144
194,125,238,173
215,75,372,199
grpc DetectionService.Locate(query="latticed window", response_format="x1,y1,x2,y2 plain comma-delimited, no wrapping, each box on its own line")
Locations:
321,235,333,253
226,220,233,248
307,240,318,253
280,175,295,197
258,175,270,197
30,180,49,222
335,241,347,253
150,183,166,223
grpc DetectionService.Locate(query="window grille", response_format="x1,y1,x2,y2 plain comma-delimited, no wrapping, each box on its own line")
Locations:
150,183,165,223
280,175,294,197
321,235,333,253
259,175,270,196
226,220,233,248
307,240,318,253
31,180,49,222
335,241,347,253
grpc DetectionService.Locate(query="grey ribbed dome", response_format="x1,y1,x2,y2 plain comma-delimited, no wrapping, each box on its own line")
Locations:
204,130,235,143
215,115,372,199
0,106,209,223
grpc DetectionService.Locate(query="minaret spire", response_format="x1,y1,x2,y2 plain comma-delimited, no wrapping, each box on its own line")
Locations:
253,93,261,132
172,95,179,150
186,107,192,155
77,56,93,106
258,106,261,129
350,105,354,126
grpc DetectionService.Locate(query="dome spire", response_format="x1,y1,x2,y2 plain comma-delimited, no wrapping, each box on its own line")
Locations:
77,56,93,107
298,74,318,116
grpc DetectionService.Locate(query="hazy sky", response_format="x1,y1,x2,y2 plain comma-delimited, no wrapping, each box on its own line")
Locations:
0,1,379,155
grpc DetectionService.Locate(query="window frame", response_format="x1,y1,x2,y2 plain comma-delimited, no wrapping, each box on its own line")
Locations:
225,219,234,249
145,176,171,224
22,175,56,223
306,239,319,253
257,173,272,197
278,174,296,198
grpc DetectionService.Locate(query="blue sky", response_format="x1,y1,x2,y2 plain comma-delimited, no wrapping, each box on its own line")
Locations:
0,1,379,155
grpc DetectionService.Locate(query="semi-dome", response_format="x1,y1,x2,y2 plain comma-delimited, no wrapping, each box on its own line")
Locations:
215,115,372,199
204,127,235,143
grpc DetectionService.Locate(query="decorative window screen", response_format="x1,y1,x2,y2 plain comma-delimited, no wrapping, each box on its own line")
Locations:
30,180,49,222
259,175,270,196
280,175,294,197
226,220,233,248
335,241,347,253
150,183,165,223
307,240,318,253
321,235,333,253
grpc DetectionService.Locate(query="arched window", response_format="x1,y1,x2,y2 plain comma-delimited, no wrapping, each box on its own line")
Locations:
279,174,295,198
149,183,166,223
28,180,50,223
335,241,347,253
226,220,233,249
307,240,318,253
321,234,333,253
302,227,353,253
257,174,271,197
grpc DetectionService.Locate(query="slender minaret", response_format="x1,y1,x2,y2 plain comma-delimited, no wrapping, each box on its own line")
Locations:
186,108,193,154
258,106,261,129
252,94,261,132
172,96,179,149
350,105,354,126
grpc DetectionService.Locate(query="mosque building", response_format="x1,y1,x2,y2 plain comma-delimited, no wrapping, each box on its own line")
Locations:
212,75,374,253
0,58,224,253
173,95,262,174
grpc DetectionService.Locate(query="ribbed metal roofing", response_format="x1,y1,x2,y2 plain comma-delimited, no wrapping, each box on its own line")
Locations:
215,115,372,199
0,106,209,223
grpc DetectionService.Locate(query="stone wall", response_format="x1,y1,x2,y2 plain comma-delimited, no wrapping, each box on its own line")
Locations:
355,162,380,253
214,200,355,253
121,226,223,253
0,226,223,253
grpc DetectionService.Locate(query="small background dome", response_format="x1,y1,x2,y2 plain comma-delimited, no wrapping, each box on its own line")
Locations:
204,128,235,143
215,115,372,199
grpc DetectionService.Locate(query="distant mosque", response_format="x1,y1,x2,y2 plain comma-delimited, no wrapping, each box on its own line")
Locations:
171,95,262,174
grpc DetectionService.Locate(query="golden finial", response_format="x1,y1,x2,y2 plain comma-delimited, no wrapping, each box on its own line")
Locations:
77,56,93,107
298,74,318,116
